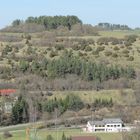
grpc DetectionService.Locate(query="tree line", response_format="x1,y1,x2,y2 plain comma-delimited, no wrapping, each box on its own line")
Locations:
97,23,131,30
12,16,82,30
9,94,114,125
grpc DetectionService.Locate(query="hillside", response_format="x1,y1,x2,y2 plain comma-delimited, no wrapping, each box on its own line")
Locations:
0,17,140,131
0,29,139,91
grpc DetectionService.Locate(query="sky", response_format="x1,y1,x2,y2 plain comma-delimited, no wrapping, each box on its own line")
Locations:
0,0,140,28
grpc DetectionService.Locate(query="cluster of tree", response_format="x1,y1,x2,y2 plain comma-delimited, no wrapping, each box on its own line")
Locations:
17,51,136,81
92,98,113,108
12,16,82,30
19,57,48,77
97,23,131,30
10,93,84,125
12,95,29,124
47,52,135,82
2,15,98,35
43,94,84,114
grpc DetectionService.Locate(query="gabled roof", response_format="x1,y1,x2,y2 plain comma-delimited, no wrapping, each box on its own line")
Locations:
88,118,123,126
103,118,123,124
88,121,105,125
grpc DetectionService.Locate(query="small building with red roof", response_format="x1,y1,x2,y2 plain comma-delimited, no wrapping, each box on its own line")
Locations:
0,89,16,96
72,136,96,140
0,89,17,113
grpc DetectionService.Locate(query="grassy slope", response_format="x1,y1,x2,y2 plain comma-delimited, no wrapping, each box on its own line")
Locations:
0,30,140,68
0,30,138,105
0,30,138,140
48,89,136,106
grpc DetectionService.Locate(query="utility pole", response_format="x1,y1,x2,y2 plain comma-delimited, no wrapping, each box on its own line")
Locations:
55,108,58,140
33,105,37,140
91,108,96,132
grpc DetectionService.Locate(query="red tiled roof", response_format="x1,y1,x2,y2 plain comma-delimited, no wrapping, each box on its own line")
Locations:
72,136,96,140
0,89,16,95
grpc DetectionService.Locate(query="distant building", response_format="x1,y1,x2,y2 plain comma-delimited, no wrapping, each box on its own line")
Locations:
72,136,96,140
0,89,16,96
0,89,17,113
87,118,124,132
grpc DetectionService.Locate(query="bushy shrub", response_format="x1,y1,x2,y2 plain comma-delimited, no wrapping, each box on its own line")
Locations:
87,39,95,45
96,46,105,52
3,131,12,139
2,45,12,55
112,53,118,58
122,49,129,54
104,51,112,56
124,41,132,47
80,45,86,50
72,45,81,51
125,35,137,43
123,54,129,57
127,46,132,50
55,44,64,50
78,51,84,57
137,49,140,53
97,37,123,45
113,46,120,51
85,46,92,52
92,50,99,55
19,60,29,72
127,56,134,61
49,51,58,58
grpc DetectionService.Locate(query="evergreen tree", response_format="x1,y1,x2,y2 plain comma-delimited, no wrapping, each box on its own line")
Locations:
62,132,67,140
12,95,29,124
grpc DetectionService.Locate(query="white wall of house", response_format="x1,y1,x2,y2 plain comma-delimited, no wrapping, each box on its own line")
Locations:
87,121,123,132
105,123,122,132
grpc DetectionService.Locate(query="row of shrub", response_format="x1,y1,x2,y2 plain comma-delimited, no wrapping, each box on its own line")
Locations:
97,35,138,46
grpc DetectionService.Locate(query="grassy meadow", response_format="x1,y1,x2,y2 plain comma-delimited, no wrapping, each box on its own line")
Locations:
0,128,122,140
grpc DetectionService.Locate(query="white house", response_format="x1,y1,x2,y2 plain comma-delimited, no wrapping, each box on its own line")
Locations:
87,118,124,132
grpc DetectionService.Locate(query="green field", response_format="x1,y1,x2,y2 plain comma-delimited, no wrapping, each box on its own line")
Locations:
0,128,122,140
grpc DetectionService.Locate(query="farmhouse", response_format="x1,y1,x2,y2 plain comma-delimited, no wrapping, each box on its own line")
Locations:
87,118,124,132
